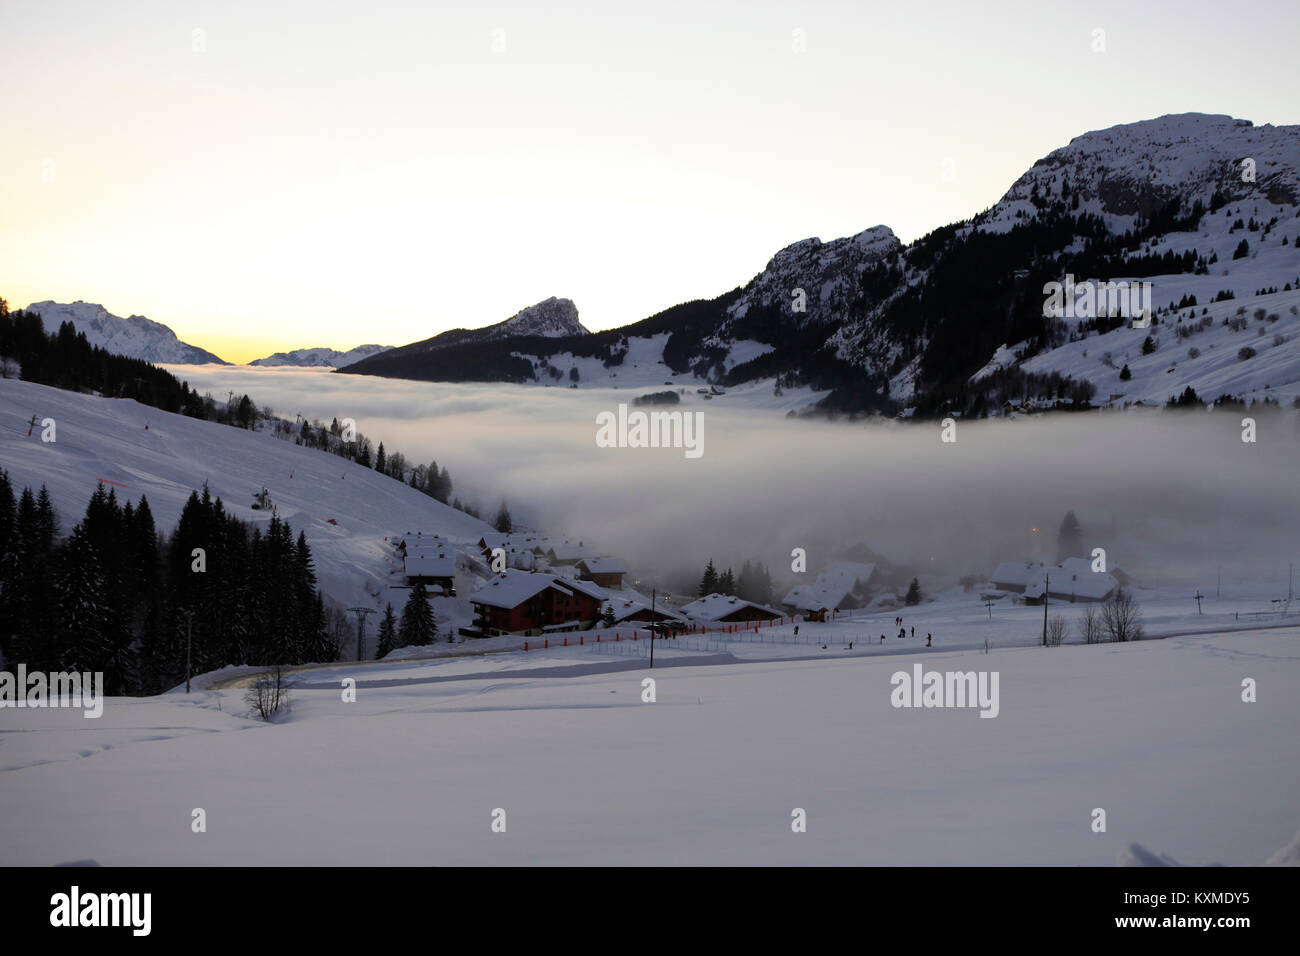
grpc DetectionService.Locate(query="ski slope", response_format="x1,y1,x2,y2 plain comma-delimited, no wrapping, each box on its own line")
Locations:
0,377,494,609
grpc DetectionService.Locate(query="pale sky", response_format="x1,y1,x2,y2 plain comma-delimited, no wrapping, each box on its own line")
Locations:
3,0,1297,363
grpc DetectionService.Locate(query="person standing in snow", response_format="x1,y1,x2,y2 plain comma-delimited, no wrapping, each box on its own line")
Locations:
926,633,932,647
911,625,915,638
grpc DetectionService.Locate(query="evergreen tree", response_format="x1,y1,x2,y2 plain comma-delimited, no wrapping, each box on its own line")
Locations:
56,525,113,677
737,561,755,602
904,578,922,606
1056,510,1084,562
399,583,437,646
719,568,735,595
235,394,255,428
356,438,372,468
600,605,617,627
698,559,719,596
375,603,398,659
1119,364,1132,381
375,442,386,473
494,501,513,533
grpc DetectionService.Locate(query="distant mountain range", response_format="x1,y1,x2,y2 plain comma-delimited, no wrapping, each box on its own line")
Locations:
25,300,229,365
249,344,394,368
340,113,1300,416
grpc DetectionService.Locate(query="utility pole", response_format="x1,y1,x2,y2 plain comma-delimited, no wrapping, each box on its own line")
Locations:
649,587,656,669
349,607,375,662
1193,590,1204,615
1041,574,1049,647
179,609,195,693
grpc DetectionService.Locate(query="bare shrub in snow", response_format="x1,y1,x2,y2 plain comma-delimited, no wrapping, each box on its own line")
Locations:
1045,615,1068,647
1101,588,1144,643
245,665,292,721
1078,604,1103,644
1187,346,1200,359
1238,346,1256,360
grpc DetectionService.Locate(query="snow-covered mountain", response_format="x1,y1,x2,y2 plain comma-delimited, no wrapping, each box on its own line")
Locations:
343,113,1300,416
989,113,1298,228
250,344,393,367
25,300,228,365
724,225,900,329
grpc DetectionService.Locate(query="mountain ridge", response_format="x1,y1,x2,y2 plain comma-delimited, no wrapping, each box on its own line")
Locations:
24,300,229,365
342,112,1300,417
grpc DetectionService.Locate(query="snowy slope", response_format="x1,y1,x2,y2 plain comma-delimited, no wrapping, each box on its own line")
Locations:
24,301,229,365
249,344,393,368
0,377,494,610
1020,288,1300,408
0,621,1294,865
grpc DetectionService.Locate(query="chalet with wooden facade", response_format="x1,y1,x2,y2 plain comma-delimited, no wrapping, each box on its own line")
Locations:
465,570,607,637
576,557,628,588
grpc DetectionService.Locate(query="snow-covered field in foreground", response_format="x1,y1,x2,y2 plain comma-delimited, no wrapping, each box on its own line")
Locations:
2,625,1296,866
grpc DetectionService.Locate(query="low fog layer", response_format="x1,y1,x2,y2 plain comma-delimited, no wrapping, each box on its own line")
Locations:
169,366,1299,595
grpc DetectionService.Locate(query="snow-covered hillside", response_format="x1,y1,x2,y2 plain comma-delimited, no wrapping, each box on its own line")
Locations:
0,377,494,610
24,301,228,365
1019,289,1300,409
249,344,393,368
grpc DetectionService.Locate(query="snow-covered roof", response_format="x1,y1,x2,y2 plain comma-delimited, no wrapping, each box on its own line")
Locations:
470,570,604,609
404,553,456,578
603,598,688,624
679,593,782,622
823,561,877,587
780,561,875,611
577,557,628,575
780,582,852,612
992,559,1117,600
471,570,559,609
565,578,608,601
547,542,596,561
991,561,1041,588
